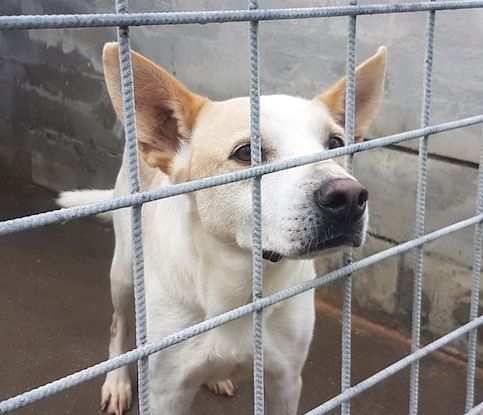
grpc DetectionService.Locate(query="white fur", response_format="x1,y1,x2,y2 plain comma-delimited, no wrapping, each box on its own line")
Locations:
58,95,367,415
56,189,114,222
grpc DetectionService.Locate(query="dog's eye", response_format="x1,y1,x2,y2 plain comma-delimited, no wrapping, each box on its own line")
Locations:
231,144,252,163
328,135,345,149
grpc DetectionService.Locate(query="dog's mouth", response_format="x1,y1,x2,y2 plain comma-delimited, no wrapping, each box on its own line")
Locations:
263,234,362,263
301,235,358,257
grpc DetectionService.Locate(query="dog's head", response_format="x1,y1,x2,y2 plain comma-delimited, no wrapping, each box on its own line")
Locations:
103,43,386,261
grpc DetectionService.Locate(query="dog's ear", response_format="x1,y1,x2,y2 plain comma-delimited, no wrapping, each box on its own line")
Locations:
103,42,207,173
315,46,387,140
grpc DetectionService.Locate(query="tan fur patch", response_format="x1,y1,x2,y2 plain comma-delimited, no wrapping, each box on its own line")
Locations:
103,42,208,174
316,46,387,140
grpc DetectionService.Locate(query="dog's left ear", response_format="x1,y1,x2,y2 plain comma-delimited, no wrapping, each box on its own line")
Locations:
315,46,387,140
103,42,208,173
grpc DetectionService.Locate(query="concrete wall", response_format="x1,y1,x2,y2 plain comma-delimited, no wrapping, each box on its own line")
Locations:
2,0,483,358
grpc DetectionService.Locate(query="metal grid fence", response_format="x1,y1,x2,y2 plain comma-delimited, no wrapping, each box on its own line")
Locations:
1,1,483,414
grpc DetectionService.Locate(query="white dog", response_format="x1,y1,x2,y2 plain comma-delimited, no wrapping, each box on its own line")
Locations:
58,42,386,415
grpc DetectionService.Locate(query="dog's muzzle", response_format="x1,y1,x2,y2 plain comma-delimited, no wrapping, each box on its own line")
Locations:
264,178,368,262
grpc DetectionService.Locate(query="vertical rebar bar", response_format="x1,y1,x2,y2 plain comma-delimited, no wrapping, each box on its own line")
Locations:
409,4,436,415
341,1,357,414
249,1,264,414
115,0,150,413
3,2,483,415
465,126,483,412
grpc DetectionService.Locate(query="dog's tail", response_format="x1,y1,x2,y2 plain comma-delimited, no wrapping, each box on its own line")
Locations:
56,189,114,222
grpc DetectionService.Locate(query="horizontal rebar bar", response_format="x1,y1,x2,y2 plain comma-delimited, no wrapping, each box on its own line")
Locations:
1,114,482,237
465,400,483,415
2,3,483,415
1,1,483,30
305,314,483,415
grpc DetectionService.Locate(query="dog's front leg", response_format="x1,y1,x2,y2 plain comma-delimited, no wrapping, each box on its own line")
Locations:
101,245,134,415
265,371,303,415
150,385,197,415
149,352,199,415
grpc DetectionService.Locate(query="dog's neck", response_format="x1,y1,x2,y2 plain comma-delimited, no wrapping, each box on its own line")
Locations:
149,193,313,318
188,199,313,317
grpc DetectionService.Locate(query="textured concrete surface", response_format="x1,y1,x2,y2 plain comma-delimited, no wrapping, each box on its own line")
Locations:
1,0,483,362
354,148,479,266
1,177,483,415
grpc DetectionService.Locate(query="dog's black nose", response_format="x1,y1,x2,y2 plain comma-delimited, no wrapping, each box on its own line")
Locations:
315,179,368,222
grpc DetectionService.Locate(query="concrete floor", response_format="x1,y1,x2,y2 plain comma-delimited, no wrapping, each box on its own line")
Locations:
1,176,482,415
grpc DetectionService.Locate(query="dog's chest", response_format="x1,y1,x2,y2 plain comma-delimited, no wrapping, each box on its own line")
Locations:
143,231,316,381
188,311,284,383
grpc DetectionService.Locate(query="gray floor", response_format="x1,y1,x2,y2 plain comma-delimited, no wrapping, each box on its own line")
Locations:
1,176,482,415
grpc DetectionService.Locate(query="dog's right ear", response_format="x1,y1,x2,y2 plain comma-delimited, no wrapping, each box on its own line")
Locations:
315,46,387,141
103,42,207,173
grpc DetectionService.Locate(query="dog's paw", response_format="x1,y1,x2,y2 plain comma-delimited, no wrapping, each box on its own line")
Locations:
205,379,236,397
100,371,132,415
